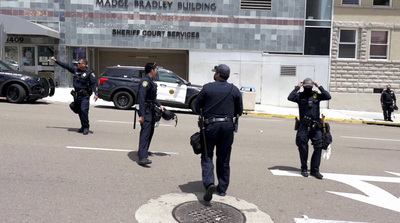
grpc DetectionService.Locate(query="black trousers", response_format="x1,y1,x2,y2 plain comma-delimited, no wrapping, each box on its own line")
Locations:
75,95,90,129
382,103,393,121
138,107,155,160
201,121,234,194
296,123,323,173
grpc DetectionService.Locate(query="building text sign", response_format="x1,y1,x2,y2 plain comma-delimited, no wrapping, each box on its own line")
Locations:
96,0,217,11
112,29,200,38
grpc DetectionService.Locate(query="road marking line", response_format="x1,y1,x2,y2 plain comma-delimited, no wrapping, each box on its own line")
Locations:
98,120,174,126
341,136,400,142
294,217,368,223
66,146,179,155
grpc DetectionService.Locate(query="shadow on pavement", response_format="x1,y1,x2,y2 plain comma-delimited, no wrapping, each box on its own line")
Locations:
46,126,93,134
178,181,205,201
268,166,301,172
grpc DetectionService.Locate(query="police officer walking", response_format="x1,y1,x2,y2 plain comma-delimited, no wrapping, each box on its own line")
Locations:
380,84,396,122
195,64,243,201
137,62,165,166
51,57,98,135
288,78,331,179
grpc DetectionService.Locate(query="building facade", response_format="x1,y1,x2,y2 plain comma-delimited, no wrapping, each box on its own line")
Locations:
0,0,333,107
330,0,400,111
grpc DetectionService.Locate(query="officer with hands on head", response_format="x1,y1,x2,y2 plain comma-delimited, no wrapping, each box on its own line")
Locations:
137,62,165,166
195,64,243,202
51,56,98,135
288,78,331,179
380,84,396,122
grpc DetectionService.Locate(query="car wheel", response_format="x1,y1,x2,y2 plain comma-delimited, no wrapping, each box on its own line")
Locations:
113,91,134,109
190,98,197,113
6,84,26,103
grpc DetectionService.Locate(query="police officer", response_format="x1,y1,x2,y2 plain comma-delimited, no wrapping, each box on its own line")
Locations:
195,64,243,201
288,78,331,179
137,62,165,166
51,57,98,135
380,84,396,122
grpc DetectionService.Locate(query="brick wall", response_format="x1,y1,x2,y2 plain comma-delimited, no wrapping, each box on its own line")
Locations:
330,23,400,94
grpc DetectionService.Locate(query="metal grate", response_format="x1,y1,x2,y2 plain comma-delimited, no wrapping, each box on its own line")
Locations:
280,65,296,76
173,201,246,223
240,0,272,11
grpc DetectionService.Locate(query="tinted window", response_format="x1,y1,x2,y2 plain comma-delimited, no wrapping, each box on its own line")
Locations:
0,60,14,71
157,71,180,83
105,68,140,78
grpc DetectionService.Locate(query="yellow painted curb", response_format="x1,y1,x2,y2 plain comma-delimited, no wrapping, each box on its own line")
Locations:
362,120,400,126
246,113,363,124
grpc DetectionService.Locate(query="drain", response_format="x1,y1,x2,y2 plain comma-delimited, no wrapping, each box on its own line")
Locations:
172,201,246,223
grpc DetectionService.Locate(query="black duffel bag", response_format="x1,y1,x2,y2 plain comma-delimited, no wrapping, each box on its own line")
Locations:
190,132,203,155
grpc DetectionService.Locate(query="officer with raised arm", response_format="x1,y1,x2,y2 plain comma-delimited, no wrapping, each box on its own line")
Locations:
51,57,98,135
288,78,331,179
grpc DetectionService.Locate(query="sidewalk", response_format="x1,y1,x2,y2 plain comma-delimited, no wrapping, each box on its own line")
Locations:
44,87,400,126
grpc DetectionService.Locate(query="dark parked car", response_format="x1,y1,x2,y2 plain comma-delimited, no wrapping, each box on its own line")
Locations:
98,66,202,112
0,60,55,103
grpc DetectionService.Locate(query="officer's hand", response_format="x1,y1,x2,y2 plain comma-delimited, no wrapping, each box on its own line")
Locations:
298,81,303,87
139,116,144,123
314,81,320,87
50,57,56,62
160,105,166,112
94,95,98,102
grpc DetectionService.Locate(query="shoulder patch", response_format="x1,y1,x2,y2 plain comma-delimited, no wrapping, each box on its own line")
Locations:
91,73,95,77
142,81,148,87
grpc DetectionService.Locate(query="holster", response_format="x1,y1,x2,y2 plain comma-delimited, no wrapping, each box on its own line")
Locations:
294,117,300,130
70,90,77,100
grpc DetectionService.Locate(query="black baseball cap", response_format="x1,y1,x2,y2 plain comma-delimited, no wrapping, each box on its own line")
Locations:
213,64,230,78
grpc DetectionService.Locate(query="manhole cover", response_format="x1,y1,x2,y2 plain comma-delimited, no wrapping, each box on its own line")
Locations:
172,201,246,223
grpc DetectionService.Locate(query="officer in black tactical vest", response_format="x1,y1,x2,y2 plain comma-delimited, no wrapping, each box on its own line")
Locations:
195,64,243,202
288,78,331,179
51,57,98,135
137,62,165,166
380,84,396,122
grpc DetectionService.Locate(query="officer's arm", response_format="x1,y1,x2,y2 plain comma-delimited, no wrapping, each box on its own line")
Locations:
317,86,331,101
288,86,300,102
195,88,205,115
235,88,243,116
89,72,99,96
55,60,77,74
138,83,147,116
393,91,396,103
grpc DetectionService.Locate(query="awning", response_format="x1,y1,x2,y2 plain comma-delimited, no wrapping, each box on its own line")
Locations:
0,14,60,39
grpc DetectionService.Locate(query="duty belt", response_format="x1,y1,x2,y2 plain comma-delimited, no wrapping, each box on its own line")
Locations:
204,117,233,125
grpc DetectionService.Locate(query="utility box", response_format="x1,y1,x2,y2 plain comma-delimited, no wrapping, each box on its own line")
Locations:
240,86,256,111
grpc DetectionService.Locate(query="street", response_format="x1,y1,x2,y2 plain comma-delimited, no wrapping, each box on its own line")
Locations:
0,99,399,223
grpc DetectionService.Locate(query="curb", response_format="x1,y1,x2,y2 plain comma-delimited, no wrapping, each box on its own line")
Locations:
246,112,400,125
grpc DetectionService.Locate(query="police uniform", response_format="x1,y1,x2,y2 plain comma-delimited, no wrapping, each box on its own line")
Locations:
137,74,161,162
288,79,331,178
195,65,243,198
380,88,396,121
55,60,98,132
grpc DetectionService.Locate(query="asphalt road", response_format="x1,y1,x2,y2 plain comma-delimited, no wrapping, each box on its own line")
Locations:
0,99,399,223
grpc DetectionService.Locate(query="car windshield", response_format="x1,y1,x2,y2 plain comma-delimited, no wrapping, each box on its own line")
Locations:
0,60,14,71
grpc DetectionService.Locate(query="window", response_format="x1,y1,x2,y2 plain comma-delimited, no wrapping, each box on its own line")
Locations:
342,0,359,5
373,0,390,6
22,47,35,66
157,71,180,83
370,31,389,59
338,29,357,59
304,28,331,55
240,0,271,11
70,47,86,66
38,46,55,66
4,46,19,70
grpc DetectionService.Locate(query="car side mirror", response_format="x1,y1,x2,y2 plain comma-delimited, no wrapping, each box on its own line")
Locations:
176,80,183,85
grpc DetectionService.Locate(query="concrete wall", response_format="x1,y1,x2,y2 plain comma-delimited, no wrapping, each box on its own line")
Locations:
189,51,330,107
